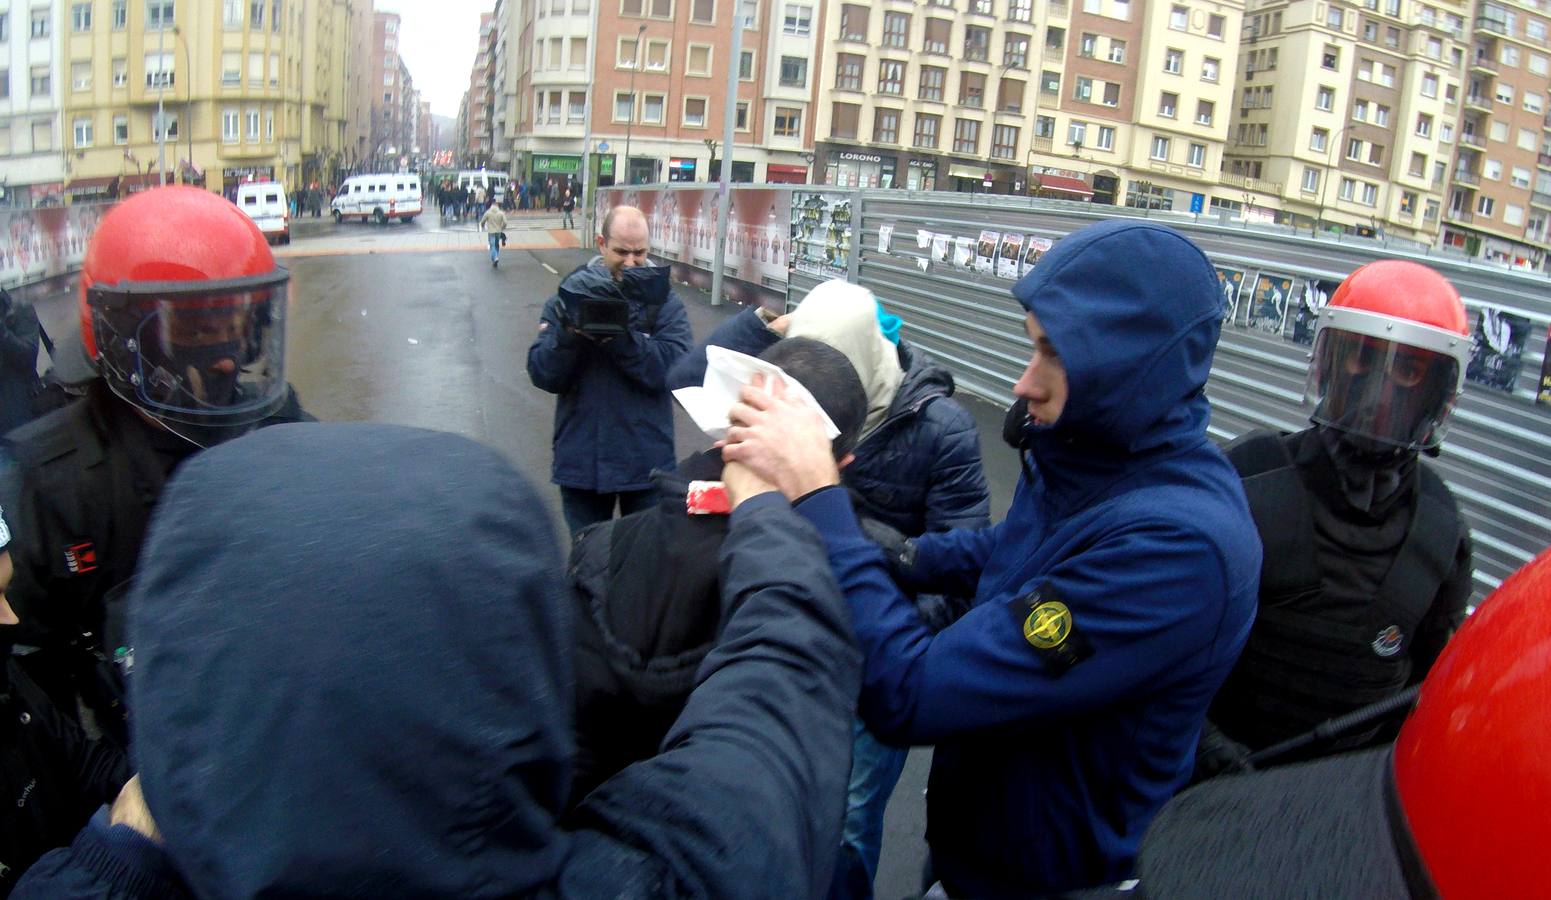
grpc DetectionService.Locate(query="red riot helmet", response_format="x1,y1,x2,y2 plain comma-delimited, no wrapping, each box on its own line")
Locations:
1393,546,1551,898
1305,260,1470,451
80,186,289,434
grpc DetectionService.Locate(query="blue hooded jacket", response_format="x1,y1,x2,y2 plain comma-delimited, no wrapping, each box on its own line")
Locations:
527,262,692,492
794,220,1261,897
15,423,860,899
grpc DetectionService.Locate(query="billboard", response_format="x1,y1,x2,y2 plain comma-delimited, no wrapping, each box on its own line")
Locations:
1466,305,1532,392
790,191,851,281
1245,271,1295,334
1214,266,1247,324
2,202,113,290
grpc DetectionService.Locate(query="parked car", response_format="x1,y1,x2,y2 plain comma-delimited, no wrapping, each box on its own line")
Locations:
331,174,423,225
236,181,290,244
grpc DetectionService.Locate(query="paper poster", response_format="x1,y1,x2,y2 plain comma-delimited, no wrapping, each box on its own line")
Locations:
1022,237,1051,276
1292,278,1339,346
878,224,894,254
1214,266,1247,324
916,229,932,249
997,233,1024,280
931,233,950,264
974,230,999,274
952,236,974,269
1467,305,1531,392
1537,325,1551,405
917,257,930,272
1246,272,1294,335
790,192,851,279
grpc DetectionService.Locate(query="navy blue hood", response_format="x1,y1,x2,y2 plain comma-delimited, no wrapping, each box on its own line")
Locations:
129,423,574,898
1009,221,1222,506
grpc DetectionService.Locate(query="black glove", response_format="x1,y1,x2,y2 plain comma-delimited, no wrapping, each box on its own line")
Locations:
857,516,916,583
1191,720,1256,784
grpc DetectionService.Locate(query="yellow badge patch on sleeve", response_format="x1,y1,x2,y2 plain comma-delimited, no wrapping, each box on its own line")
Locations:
1023,601,1073,650
1006,586,1093,676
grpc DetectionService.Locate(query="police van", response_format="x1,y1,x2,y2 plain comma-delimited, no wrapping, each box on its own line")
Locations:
235,181,290,244
331,174,423,225
455,170,509,203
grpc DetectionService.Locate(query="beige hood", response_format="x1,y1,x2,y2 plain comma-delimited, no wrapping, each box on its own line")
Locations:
786,280,903,439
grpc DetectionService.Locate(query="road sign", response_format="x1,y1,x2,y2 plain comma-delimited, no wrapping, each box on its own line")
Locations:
599,142,610,152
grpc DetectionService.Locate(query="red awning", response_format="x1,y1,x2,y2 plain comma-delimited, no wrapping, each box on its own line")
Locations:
767,164,809,184
1035,174,1093,198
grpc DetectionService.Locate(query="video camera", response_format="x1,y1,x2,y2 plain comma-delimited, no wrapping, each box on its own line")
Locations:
561,264,671,338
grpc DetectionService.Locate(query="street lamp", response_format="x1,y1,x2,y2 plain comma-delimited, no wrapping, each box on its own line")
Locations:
172,25,193,183
1313,124,1352,235
800,151,815,184
623,23,646,184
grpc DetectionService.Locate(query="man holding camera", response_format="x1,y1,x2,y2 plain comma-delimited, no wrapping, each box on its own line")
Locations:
527,206,692,536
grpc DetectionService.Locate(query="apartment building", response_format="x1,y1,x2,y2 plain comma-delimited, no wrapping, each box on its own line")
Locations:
1,0,67,206
1223,0,1466,241
345,0,373,168
462,10,493,166
810,0,1243,207
371,11,410,163
55,0,357,201
1442,0,1551,266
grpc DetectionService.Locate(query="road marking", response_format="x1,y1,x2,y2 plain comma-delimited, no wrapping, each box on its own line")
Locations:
542,263,558,275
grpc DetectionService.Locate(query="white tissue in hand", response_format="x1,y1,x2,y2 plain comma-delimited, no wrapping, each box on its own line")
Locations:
673,345,842,441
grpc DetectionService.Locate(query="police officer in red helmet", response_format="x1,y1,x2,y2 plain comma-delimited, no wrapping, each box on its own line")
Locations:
1197,260,1475,777
1,186,313,749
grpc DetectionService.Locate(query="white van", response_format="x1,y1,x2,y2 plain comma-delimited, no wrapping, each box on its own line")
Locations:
236,181,289,244
331,173,423,225
456,170,509,202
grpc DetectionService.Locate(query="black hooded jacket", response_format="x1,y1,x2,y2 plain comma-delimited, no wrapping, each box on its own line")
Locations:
16,423,859,899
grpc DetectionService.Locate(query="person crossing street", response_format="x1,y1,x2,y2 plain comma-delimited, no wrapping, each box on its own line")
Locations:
481,199,507,268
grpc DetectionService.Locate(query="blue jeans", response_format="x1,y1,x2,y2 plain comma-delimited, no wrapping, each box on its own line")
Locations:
559,487,655,537
488,234,501,263
829,718,910,900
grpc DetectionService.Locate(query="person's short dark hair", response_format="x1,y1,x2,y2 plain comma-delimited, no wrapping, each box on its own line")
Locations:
758,337,867,460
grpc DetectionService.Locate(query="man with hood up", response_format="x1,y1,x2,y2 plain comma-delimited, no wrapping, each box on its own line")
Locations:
15,422,861,899
721,219,1262,897
527,205,692,536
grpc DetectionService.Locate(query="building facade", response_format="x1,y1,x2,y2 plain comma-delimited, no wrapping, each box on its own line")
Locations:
1,0,66,206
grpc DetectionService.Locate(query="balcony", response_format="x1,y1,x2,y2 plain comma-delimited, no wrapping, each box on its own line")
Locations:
1460,131,1486,149
1030,135,1053,153
1048,0,1069,15
1475,15,1510,36
1044,45,1064,61
1471,52,1497,74
1221,172,1284,194
1539,152,1551,167
1533,190,1551,208
1445,208,1475,224
1465,94,1493,113
1453,168,1480,186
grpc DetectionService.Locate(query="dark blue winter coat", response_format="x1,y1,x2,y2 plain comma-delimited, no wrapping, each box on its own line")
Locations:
527,262,692,493
793,220,1261,897
667,306,989,536
0,290,44,438
15,422,860,899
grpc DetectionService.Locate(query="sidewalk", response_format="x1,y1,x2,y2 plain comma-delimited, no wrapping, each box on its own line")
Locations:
276,218,581,259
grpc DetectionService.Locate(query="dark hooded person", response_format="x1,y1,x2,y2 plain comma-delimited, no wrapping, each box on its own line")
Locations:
720,220,1262,897
14,422,860,899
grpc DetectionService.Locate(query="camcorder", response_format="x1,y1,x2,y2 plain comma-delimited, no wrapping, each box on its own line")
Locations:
559,264,672,339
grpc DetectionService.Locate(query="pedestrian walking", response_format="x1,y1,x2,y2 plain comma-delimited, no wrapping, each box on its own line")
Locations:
518,182,529,212
480,199,507,268
561,190,576,229
0,286,46,437
547,181,559,212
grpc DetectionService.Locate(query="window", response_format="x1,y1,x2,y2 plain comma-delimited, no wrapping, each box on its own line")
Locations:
1151,135,1170,159
1361,183,1377,206
1310,127,1328,152
1500,44,1521,66
1368,143,1384,165
913,112,939,147
642,93,664,123
571,38,588,69
779,56,806,87
1079,32,1098,57
878,60,904,95
618,37,639,68
1207,13,1224,37
1202,56,1219,82
960,72,985,107
224,0,243,26
31,120,52,151
1529,19,1548,42
112,0,125,28
1322,44,1339,69
739,50,753,80
1421,73,1438,98
112,58,126,87
1169,5,1187,30
613,91,634,122
873,108,900,143
249,0,264,27
1525,93,1544,114
831,101,860,138
1353,99,1368,121
1102,82,1120,106
1195,99,1213,125
687,44,710,75
1096,125,1114,149
222,109,239,142
998,78,1024,112
113,114,127,144
1108,38,1126,63
953,117,980,153
783,3,811,34
1325,6,1342,28
71,61,90,91
1301,167,1319,192
645,39,668,71
1004,34,1028,68
1374,105,1389,127
1495,82,1514,104
1159,92,1178,117
774,107,801,137
1187,142,1205,167
1490,121,1508,142
271,0,281,31
1073,76,1092,102
265,109,273,141
569,91,587,122
1531,54,1549,75
269,53,279,86
1035,115,1054,139
1041,69,1059,94
223,51,241,84
1346,137,1362,160
1164,48,1183,74
681,97,705,127
971,0,992,13
1378,64,1395,87
1477,195,1495,216
1519,128,1537,150
1010,0,1032,22
1045,26,1064,50
29,65,49,96
992,124,1018,158
1406,152,1426,178
964,26,990,61
691,0,714,23
919,66,945,101
621,0,642,13
835,53,863,90
71,2,91,31
883,12,909,47
924,18,950,54
1068,121,1086,147
73,117,93,147
839,3,868,41
735,101,749,131
246,108,260,140
1316,86,1334,111
31,7,50,38
1339,177,1355,201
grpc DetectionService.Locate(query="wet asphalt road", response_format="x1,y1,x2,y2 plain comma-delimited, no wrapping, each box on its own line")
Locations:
33,212,1024,900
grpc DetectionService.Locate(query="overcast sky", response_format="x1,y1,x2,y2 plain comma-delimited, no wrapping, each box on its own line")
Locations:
374,0,494,118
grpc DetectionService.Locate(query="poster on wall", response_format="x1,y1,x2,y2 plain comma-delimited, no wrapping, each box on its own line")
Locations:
975,231,999,274
790,192,852,280
1466,305,1532,392
1292,277,1340,345
1246,272,1295,334
1538,326,1551,405
878,224,894,254
1022,237,1052,276
931,233,950,264
2,202,111,290
952,236,974,269
997,233,1024,279
1214,266,1247,324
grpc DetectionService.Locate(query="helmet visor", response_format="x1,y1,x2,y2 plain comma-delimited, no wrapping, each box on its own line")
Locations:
88,271,289,427
1307,329,1460,450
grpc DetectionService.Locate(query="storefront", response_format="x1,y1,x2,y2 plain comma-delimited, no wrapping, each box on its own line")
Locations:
668,157,699,183
533,154,580,178
626,157,660,185
905,158,937,192
819,146,896,188
222,166,276,198
1029,168,1093,201
766,163,809,185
